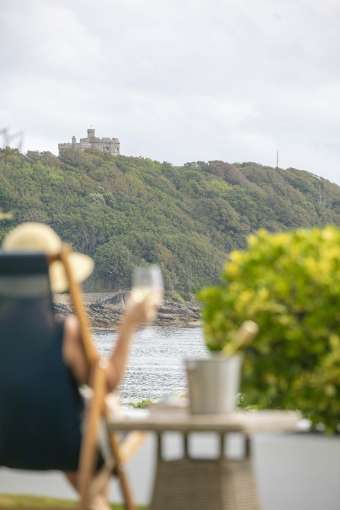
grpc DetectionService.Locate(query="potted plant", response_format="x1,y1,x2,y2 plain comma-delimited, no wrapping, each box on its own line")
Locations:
198,226,340,510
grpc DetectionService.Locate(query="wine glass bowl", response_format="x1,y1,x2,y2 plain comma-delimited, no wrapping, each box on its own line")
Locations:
131,264,164,306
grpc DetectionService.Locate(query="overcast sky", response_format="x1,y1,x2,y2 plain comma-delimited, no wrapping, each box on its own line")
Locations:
1,0,339,183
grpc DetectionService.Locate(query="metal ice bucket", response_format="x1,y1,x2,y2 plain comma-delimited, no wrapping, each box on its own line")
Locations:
185,355,242,414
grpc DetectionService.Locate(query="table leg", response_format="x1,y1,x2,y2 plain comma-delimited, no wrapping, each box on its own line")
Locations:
149,432,262,510
219,433,226,461
244,434,251,459
183,432,189,458
156,432,163,461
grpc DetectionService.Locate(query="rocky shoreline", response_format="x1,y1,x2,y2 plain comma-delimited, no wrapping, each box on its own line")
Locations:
54,290,201,330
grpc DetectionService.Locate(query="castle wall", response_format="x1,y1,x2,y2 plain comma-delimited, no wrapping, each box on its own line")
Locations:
58,129,120,156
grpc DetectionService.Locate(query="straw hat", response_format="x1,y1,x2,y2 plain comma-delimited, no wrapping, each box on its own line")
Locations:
2,222,94,293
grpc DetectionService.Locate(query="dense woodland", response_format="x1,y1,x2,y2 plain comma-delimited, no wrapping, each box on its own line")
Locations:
1,147,340,296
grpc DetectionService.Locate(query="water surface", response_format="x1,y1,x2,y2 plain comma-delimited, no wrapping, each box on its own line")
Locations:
94,326,208,403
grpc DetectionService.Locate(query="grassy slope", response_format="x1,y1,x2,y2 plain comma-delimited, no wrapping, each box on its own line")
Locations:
1,148,340,295
0,494,74,509
0,494,145,509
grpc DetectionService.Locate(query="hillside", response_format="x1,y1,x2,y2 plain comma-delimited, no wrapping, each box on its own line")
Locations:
1,147,340,296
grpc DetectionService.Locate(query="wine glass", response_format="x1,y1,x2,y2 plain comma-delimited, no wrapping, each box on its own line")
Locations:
131,264,164,306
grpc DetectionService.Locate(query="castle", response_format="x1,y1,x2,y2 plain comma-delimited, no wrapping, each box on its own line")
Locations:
58,128,120,156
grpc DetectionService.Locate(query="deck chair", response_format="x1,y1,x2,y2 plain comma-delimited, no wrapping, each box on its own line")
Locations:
0,246,144,510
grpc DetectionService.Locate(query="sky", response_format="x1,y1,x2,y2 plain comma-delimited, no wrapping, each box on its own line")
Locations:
1,0,340,183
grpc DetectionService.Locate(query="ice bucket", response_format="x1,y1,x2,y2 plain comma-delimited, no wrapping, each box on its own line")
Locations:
185,355,242,414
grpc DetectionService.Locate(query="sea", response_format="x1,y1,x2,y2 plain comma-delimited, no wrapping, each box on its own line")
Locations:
94,326,208,403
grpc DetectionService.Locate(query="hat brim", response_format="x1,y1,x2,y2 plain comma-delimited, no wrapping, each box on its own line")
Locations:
50,253,94,293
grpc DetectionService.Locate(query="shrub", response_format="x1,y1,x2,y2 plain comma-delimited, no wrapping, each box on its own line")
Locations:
198,226,340,433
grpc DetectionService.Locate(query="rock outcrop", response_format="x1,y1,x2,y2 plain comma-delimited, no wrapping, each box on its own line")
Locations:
54,291,201,330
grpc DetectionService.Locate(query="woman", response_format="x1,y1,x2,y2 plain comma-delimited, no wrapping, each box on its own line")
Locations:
1,222,159,509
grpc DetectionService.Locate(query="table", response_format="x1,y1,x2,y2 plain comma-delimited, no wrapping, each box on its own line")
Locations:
109,409,300,510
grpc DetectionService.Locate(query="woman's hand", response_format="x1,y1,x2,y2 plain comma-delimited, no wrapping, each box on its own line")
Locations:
122,293,160,330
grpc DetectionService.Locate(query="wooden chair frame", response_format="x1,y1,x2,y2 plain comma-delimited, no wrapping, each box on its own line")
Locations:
52,245,142,510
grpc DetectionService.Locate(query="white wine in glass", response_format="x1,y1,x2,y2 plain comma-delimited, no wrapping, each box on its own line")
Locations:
131,265,164,306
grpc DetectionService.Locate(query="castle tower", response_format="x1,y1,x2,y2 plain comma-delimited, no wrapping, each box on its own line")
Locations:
87,128,95,139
